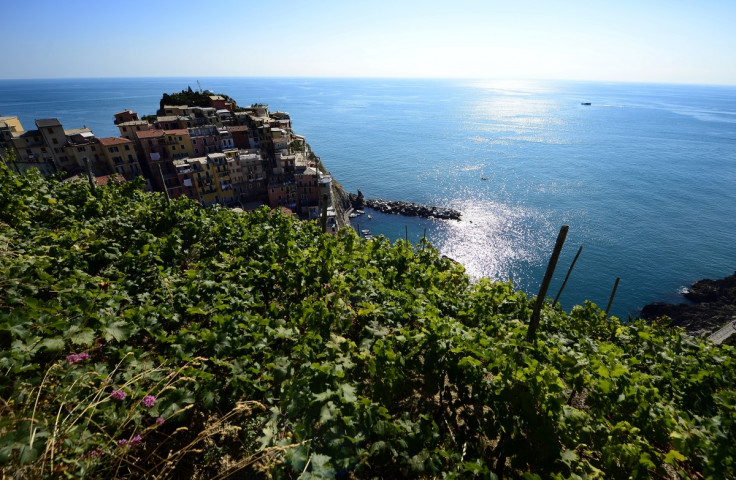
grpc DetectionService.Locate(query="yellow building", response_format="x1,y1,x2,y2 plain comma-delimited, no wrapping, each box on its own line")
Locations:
180,153,234,206
160,105,189,117
117,120,153,141
98,137,142,179
62,128,100,172
9,130,56,175
0,115,23,139
36,118,69,171
164,129,194,159
209,152,234,204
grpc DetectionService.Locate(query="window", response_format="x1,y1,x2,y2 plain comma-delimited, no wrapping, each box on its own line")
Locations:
47,128,53,133
77,147,85,152
123,127,127,132
53,138,58,144
125,145,130,150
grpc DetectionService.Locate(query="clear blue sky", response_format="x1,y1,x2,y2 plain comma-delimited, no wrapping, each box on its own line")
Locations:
2,0,736,85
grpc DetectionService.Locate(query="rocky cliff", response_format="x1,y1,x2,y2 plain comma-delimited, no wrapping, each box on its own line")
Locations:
641,271,736,338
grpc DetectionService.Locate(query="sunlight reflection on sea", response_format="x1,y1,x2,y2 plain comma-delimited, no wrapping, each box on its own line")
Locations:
432,199,553,286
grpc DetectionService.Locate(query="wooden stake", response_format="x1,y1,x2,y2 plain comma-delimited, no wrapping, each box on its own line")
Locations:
83,157,96,193
553,245,583,307
321,194,328,233
157,164,170,203
605,277,620,318
527,225,569,340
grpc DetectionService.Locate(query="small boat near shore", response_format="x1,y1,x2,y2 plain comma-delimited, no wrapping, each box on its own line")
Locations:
581,102,591,106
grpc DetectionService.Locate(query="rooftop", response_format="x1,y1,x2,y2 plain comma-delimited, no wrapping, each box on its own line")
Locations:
137,129,165,139
65,128,93,136
165,129,189,137
35,118,61,128
98,137,132,146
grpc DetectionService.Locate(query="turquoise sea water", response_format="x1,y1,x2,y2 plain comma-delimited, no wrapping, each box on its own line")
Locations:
2,77,735,318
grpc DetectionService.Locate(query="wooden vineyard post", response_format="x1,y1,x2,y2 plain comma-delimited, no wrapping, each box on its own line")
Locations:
527,225,569,341
605,277,620,318
553,245,583,307
321,194,328,233
157,164,170,204
83,157,96,194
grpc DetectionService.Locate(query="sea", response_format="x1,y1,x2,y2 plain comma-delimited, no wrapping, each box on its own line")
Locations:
2,77,735,319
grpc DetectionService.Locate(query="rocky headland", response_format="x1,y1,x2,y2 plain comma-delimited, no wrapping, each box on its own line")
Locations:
640,271,736,341
348,189,461,221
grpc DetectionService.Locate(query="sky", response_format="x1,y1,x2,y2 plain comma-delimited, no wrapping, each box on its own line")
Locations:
2,0,736,85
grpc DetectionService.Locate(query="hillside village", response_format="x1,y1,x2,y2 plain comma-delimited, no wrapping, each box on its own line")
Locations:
0,88,342,232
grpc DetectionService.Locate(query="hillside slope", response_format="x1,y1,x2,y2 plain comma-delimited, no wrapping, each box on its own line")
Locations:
1,165,734,479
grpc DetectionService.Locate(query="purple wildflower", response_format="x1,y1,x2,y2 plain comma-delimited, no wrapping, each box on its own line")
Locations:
141,395,156,408
66,352,90,365
86,447,106,458
155,417,165,425
130,435,142,445
117,439,128,447
110,389,126,400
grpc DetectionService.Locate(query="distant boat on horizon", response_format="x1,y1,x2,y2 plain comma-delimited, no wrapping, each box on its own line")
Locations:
581,102,592,106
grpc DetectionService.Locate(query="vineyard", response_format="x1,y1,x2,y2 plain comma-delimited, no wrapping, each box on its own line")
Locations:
1,163,734,479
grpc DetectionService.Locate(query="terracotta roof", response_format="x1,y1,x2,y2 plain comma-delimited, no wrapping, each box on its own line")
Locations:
95,173,126,185
165,129,189,136
98,137,132,146
66,173,125,186
136,129,165,139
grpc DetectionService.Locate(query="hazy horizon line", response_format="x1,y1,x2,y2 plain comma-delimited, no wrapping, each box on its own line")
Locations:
1,75,735,88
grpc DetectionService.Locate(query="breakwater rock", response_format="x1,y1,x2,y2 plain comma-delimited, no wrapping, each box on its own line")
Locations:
348,191,460,220
640,271,736,339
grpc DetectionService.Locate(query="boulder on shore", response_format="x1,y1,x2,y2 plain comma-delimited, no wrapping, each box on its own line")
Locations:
640,271,736,338
347,192,461,221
